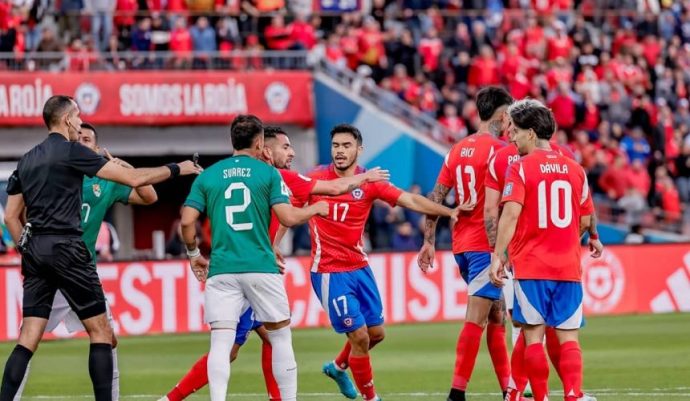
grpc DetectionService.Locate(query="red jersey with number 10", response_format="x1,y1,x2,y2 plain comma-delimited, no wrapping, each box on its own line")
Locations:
268,169,316,241
307,165,403,273
501,149,593,282
437,133,505,254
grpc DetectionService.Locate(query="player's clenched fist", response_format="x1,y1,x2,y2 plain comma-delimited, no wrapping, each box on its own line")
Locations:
364,167,390,183
311,201,330,216
178,160,204,176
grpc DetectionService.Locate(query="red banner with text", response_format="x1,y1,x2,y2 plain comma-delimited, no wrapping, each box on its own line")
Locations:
0,245,689,341
0,71,313,126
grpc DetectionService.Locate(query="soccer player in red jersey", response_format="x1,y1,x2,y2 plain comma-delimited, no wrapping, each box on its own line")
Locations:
158,126,389,401
418,87,514,401
485,124,602,401
309,124,465,401
489,100,595,401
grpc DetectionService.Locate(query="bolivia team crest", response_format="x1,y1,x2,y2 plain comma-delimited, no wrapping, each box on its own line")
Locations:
92,184,102,198
352,188,364,200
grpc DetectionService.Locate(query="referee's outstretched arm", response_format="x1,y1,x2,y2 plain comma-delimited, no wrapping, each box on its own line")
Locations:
97,158,202,188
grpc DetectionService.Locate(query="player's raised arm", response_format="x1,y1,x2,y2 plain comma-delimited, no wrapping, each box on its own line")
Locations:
272,202,329,227
97,160,202,188
102,148,159,205
311,167,390,196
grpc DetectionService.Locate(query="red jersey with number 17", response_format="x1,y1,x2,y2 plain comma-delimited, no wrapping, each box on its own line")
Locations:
307,164,403,273
501,149,593,282
437,133,505,254
268,169,316,241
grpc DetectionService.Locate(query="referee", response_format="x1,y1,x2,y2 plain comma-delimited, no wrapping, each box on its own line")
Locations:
0,95,201,401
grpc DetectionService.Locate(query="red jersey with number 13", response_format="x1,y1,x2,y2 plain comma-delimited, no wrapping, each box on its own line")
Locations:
501,149,593,282
307,165,403,273
437,133,505,254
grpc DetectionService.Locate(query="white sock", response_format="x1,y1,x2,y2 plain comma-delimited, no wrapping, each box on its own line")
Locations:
511,325,521,347
208,329,236,401
13,361,30,401
267,326,297,401
112,348,120,401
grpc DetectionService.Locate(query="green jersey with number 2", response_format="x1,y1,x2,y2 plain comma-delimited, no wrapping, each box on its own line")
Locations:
81,176,132,261
184,155,290,277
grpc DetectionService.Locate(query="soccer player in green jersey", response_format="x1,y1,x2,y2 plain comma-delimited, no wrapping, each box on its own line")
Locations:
180,115,328,401
12,123,159,401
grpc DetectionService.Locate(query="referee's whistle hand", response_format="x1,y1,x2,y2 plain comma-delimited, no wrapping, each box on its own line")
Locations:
178,160,204,176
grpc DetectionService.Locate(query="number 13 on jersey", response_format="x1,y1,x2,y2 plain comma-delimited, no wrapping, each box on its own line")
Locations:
456,165,477,204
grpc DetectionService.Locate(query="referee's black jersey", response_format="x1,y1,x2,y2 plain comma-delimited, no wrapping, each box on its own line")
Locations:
6,133,108,234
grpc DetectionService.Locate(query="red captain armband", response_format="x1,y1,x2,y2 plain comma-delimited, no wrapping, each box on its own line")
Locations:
589,233,599,240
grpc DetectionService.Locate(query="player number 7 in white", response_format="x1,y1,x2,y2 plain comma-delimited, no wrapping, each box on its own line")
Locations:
225,182,253,231
332,203,349,222
81,203,91,223
331,295,348,317
537,180,573,229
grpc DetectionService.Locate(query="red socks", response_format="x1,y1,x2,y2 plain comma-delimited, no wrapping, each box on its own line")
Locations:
261,342,281,400
167,354,209,401
508,331,528,399
451,322,483,390
335,341,352,370
545,327,563,380
524,343,550,401
486,323,510,391
559,341,583,400
349,354,377,400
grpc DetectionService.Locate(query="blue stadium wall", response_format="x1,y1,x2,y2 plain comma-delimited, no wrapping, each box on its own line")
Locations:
313,75,448,194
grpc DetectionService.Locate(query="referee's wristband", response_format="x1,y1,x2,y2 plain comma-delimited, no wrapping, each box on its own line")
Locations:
589,233,599,240
166,163,181,179
186,248,201,258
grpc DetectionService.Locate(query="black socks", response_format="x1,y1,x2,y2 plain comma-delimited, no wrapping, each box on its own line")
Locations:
89,343,113,401
0,345,33,401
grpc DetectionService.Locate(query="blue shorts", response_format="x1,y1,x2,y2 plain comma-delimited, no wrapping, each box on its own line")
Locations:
311,266,384,334
235,307,263,346
455,252,502,301
513,279,584,330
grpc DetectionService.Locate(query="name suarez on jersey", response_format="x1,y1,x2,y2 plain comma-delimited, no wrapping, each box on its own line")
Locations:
540,163,569,174
223,167,252,178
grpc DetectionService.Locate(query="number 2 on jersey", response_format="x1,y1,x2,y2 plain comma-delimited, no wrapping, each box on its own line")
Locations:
537,180,573,228
225,182,253,231
456,165,477,204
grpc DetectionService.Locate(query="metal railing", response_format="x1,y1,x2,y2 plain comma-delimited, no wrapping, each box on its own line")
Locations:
315,59,454,147
0,50,311,72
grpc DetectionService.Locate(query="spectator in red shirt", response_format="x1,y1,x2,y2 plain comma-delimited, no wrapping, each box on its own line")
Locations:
169,17,192,68
599,154,629,200
627,159,651,197
580,94,600,132
325,33,346,68
66,38,91,71
573,130,597,169
547,20,573,61
289,12,315,50
468,45,500,88
340,25,360,71
549,82,576,131
523,15,546,60
358,16,387,74
265,14,293,50
419,28,443,74
439,103,467,143
657,175,683,222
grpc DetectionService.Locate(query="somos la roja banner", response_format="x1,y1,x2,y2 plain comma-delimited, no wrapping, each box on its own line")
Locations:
0,71,313,126
1,245,689,341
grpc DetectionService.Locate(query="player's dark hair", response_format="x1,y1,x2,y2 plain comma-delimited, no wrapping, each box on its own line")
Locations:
509,100,556,140
476,87,513,121
81,122,98,143
42,95,75,129
231,114,263,150
264,126,288,141
330,124,363,145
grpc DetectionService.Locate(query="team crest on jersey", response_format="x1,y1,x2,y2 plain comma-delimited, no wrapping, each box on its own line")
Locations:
343,317,353,327
503,183,513,197
92,184,102,198
351,188,364,200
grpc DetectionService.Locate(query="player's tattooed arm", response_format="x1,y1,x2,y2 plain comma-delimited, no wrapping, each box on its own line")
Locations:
423,183,451,244
484,187,501,248
312,167,390,196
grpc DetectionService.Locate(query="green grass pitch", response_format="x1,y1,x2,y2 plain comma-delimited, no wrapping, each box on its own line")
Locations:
1,313,689,400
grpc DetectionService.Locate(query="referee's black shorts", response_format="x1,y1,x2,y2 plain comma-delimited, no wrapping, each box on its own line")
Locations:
21,234,106,321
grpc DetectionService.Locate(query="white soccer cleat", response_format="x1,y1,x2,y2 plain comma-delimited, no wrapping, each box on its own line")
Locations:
156,397,170,401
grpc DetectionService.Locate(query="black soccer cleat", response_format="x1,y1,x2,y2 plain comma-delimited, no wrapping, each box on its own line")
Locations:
447,388,466,401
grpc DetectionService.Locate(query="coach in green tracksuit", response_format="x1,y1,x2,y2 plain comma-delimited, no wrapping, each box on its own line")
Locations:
13,122,158,401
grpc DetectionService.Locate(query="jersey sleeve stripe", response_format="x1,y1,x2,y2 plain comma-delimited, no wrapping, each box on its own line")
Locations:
184,199,205,212
580,168,590,206
310,225,322,272
518,163,526,183
489,156,498,181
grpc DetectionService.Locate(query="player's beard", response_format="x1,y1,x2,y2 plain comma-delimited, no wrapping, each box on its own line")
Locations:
334,156,356,172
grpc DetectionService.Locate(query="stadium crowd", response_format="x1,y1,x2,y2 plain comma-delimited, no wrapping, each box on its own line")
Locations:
2,0,690,250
